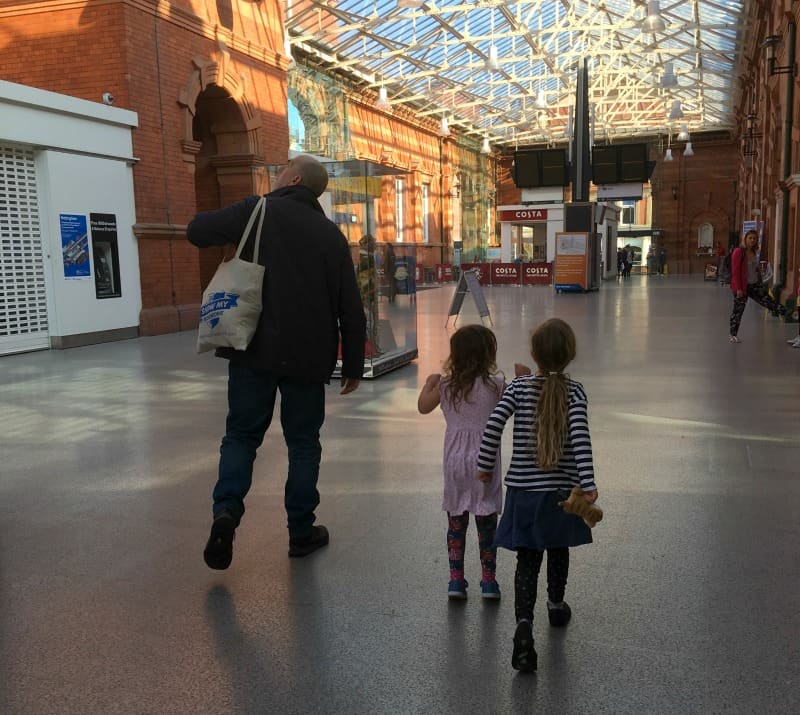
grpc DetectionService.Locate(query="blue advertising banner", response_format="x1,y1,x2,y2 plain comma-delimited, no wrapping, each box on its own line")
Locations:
60,214,90,279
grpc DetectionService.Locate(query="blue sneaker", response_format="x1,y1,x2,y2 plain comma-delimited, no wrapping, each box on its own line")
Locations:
447,578,468,600
480,580,501,600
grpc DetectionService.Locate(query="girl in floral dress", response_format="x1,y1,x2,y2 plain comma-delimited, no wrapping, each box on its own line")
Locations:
418,324,505,600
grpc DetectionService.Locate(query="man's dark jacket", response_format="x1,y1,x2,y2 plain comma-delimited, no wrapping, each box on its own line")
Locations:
187,185,366,382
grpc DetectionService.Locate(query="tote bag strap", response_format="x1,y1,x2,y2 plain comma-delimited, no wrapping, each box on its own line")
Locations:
234,196,267,261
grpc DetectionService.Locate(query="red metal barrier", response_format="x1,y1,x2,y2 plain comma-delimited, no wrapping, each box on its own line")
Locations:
489,263,521,285
521,262,552,285
435,264,454,282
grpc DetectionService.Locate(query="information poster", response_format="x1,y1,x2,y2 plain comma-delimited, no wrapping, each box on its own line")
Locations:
60,214,90,279
554,232,588,292
90,213,122,299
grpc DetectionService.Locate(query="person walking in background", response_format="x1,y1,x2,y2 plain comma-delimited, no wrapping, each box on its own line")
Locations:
418,325,505,601
384,243,397,303
657,244,667,275
477,318,598,672
187,154,366,568
788,280,800,348
357,234,380,352
646,246,657,275
616,247,626,280
729,229,786,343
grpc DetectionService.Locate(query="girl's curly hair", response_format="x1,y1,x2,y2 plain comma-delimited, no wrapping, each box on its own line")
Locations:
442,324,501,409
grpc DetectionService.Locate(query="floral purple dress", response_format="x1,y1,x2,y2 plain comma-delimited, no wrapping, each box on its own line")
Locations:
439,376,504,516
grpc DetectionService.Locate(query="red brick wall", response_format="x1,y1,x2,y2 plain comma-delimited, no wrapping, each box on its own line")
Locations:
0,0,290,334
652,139,737,273
0,3,127,103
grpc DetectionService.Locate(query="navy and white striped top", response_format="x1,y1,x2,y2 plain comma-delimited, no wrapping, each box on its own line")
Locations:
477,375,597,492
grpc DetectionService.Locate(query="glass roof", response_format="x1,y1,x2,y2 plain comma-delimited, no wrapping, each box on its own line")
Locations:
285,0,751,148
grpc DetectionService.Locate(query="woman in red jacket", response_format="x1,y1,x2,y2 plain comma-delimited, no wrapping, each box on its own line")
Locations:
729,230,786,342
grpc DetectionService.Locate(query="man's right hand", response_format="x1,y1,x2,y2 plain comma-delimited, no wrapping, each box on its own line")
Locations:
340,377,360,395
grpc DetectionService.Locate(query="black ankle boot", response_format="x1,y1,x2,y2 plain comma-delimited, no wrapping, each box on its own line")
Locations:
511,621,537,672
203,510,237,570
547,600,572,627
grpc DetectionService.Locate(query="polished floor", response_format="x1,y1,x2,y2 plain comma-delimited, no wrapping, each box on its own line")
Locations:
2,276,799,714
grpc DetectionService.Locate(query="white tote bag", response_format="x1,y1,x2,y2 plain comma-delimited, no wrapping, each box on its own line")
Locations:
197,197,267,354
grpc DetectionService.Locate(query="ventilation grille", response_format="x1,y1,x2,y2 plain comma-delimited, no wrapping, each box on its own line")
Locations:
0,144,49,353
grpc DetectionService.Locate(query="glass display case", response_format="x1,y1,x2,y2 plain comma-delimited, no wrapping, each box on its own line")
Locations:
268,158,418,378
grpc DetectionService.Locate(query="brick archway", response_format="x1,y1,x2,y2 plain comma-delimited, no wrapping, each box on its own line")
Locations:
178,54,265,291
178,54,262,168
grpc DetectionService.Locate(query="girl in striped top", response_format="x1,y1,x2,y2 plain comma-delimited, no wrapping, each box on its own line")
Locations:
476,318,599,672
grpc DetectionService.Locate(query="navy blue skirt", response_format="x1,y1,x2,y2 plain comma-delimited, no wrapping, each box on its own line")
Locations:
494,487,593,551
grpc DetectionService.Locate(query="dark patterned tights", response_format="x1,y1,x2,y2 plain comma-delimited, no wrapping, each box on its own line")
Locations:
515,547,569,623
447,511,497,583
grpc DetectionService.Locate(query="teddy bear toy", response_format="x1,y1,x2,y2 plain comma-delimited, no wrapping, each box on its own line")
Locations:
559,486,603,528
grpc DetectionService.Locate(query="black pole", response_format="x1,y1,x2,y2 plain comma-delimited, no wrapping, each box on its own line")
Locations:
574,58,591,202
777,21,796,293
439,137,445,265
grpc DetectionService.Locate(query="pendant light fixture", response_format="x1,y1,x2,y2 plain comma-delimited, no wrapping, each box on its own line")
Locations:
535,86,548,110
683,142,694,157
439,115,451,137
376,86,390,110
485,10,499,72
660,62,678,87
485,45,500,72
668,100,683,120
644,1,666,32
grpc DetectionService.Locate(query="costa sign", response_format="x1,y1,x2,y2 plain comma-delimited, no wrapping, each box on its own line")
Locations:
498,208,548,222
524,264,550,276
490,263,520,284
522,262,552,285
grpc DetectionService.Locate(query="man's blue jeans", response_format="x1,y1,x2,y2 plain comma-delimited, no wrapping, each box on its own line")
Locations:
213,362,325,539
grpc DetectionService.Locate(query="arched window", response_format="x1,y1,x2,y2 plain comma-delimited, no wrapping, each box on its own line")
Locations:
288,99,305,153
698,222,713,250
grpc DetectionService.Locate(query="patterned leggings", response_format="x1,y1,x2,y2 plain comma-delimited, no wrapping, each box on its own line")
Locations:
514,547,569,623
447,511,497,583
730,284,785,336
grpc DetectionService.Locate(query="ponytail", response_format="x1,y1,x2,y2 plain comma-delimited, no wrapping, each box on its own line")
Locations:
536,372,569,470
529,318,576,469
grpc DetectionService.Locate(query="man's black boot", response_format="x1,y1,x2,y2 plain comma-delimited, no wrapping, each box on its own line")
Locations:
203,510,237,570
288,525,329,558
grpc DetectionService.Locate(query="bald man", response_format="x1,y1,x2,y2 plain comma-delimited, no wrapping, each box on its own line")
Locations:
188,155,366,567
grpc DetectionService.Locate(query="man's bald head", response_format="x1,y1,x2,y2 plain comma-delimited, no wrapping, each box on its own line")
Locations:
274,155,329,196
